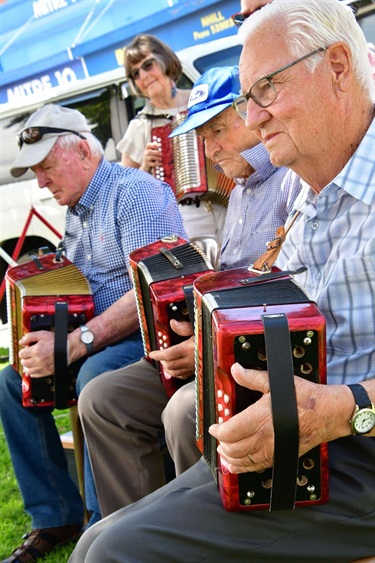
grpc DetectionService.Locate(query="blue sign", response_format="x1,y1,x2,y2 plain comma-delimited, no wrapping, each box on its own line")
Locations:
0,0,238,106
1,59,87,105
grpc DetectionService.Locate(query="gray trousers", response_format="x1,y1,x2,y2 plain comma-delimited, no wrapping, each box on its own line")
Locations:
78,359,200,517
162,380,200,475
69,437,375,562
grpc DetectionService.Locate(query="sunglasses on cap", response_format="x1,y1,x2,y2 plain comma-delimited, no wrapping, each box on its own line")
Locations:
18,126,86,149
231,11,252,28
128,57,156,81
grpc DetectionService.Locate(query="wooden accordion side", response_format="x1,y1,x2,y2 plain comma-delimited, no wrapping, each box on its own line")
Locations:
129,235,214,398
193,267,329,511
6,253,94,408
151,112,235,206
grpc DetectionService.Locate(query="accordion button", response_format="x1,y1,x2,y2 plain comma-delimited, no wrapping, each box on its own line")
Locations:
217,390,223,398
224,394,230,404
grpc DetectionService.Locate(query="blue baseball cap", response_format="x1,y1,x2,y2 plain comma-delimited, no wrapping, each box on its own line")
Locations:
169,66,240,137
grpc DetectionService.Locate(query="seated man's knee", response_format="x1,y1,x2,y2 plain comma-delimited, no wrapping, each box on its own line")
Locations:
162,381,195,437
78,375,108,422
0,365,20,404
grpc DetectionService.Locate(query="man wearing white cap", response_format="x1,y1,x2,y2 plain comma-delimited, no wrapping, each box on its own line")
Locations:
75,66,299,519
0,103,186,562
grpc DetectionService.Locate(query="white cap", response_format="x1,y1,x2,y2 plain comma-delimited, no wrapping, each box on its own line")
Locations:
10,104,91,178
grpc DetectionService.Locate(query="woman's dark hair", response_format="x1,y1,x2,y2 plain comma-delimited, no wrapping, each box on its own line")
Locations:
124,34,182,96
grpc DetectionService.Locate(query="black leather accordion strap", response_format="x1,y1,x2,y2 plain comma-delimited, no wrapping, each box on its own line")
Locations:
54,301,69,409
183,284,196,331
262,313,299,511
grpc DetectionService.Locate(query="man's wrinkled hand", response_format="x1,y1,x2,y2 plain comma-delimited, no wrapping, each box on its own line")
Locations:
19,331,55,378
149,320,195,380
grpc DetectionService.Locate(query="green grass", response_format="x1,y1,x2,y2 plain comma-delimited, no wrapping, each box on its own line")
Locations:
0,358,81,562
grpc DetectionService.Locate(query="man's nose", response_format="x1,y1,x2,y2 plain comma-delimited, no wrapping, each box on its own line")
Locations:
204,138,218,161
35,170,48,188
245,98,269,132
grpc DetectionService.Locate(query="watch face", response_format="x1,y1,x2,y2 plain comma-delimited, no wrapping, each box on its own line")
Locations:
353,409,375,434
81,330,94,344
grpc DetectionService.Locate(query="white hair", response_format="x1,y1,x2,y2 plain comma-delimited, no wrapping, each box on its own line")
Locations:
55,131,104,157
238,0,374,100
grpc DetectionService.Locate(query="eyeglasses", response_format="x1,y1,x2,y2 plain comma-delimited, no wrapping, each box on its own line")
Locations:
233,47,327,119
18,126,86,149
231,11,252,28
128,57,156,81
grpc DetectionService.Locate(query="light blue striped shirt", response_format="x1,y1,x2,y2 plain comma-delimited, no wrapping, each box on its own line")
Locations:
64,158,187,315
220,143,301,270
279,117,375,385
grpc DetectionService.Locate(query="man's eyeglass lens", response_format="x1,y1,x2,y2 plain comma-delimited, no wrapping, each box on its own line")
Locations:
18,127,86,148
233,47,326,119
129,58,156,81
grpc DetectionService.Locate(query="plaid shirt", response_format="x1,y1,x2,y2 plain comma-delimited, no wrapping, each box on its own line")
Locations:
279,117,375,385
64,158,187,315
220,143,301,270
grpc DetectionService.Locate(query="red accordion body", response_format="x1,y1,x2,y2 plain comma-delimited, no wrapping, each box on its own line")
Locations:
129,235,214,398
194,266,329,511
151,112,235,205
6,253,94,408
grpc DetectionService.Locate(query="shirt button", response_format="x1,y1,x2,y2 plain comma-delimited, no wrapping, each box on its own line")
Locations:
87,254,91,261
83,221,87,227
315,272,322,281
233,248,238,255
239,218,243,224
311,221,319,230
246,188,251,195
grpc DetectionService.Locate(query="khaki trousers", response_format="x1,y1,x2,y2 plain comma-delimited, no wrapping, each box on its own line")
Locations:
78,359,200,517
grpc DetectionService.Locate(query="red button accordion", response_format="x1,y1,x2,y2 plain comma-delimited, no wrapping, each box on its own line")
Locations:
6,252,94,408
151,112,235,205
129,235,214,398
194,266,329,511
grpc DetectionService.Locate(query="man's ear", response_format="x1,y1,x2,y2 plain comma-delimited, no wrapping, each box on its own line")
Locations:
327,42,352,95
77,140,91,162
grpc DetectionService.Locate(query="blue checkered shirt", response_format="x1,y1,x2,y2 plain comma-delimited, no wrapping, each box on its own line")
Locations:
279,117,375,385
64,158,187,315
220,143,301,269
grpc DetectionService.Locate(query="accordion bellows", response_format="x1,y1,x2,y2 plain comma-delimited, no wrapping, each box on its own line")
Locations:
151,112,235,205
194,267,329,511
6,253,94,407
129,235,214,398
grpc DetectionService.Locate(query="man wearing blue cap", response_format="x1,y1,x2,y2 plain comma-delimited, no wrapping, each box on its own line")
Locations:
76,66,300,519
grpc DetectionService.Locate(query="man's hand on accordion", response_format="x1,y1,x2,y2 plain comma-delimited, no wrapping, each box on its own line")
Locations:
148,320,195,380
19,330,56,377
208,362,354,475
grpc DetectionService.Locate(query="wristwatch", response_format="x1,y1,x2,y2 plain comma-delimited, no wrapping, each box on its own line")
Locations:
80,325,94,355
348,383,375,435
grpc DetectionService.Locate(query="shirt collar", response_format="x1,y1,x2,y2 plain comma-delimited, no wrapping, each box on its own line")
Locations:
70,157,107,215
290,115,375,215
333,115,375,206
214,143,276,186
